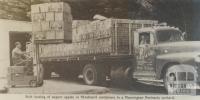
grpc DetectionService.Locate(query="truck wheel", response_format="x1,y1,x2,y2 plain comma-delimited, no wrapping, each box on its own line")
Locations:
111,66,133,89
29,80,37,87
37,81,44,87
163,67,173,93
83,64,106,85
163,72,168,92
163,65,177,93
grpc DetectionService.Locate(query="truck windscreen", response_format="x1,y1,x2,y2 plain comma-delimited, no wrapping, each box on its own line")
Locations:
156,29,182,43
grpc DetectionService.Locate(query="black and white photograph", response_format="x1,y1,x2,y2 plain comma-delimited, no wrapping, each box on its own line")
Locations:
0,0,200,99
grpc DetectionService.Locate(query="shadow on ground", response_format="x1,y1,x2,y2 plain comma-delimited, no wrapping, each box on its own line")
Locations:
50,77,167,94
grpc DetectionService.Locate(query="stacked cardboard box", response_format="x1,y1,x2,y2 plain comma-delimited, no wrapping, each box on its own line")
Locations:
31,2,72,43
72,19,158,43
72,20,91,28
39,37,112,57
39,19,158,57
72,20,91,42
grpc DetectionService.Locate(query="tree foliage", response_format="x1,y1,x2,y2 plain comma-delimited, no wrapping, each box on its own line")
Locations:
0,0,199,39
0,0,31,20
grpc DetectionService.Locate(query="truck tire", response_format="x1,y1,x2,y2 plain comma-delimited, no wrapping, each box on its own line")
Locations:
163,64,178,93
29,80,37,87
37,81,44,87
83,64,106,85
163,71,168,92
163,66,174,93
111,65,133,89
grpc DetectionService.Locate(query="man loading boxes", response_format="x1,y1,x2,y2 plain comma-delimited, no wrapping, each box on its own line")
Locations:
11,42,33,75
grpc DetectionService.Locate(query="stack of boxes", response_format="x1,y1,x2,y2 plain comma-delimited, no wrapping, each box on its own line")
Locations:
72,20,91,42
31,2,72,43
72,19,158,42
39,18,158,58
72,19,112,43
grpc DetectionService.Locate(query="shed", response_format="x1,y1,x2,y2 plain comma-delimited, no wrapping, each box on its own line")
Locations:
0,19,31,77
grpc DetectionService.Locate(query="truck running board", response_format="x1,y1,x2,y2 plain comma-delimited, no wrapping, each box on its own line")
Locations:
133,71,156,81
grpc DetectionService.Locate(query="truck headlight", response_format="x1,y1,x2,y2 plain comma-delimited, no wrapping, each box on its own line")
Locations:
164,49,168,53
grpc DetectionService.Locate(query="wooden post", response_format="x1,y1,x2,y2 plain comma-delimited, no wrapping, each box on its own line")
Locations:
114,22,118,55
33,33,40,83
129,23,132,55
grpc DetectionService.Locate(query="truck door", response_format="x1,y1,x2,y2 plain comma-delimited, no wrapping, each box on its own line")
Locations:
133,31,156,80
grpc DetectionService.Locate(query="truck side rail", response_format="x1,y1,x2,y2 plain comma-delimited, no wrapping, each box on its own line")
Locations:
39,54,135,62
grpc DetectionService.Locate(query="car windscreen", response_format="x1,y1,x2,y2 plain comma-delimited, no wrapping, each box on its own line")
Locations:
156,29,182,43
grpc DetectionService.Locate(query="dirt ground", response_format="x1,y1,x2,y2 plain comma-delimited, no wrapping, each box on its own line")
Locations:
7,77,167,95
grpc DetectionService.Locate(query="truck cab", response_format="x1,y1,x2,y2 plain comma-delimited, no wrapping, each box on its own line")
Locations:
133,25,200,89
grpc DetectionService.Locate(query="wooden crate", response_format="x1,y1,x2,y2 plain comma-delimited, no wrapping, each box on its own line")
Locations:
31,3,49,13
55,30,72,41
46,31,56,39
39,3,49,13
55,12,72,22
39,19,158,57
49,21,63,30
55,30,64,39
46,12,55,21
49,21,72,30
31,2,71,13
48,2,71,13
34,32,46,40
71,19,158,55
72,20,91,42
31,5,39,13
32,22,42,32
72,20,91,28
31,13,46,22
31,2,72,43
41,21,50,31
9,66,25,74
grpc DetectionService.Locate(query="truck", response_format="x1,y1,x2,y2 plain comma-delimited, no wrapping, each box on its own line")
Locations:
29,2,200,91
34,18,200,90
36,19,158,88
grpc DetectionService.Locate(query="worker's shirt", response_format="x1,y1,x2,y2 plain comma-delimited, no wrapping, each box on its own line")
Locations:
140,40,147,45
12,47,24,65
